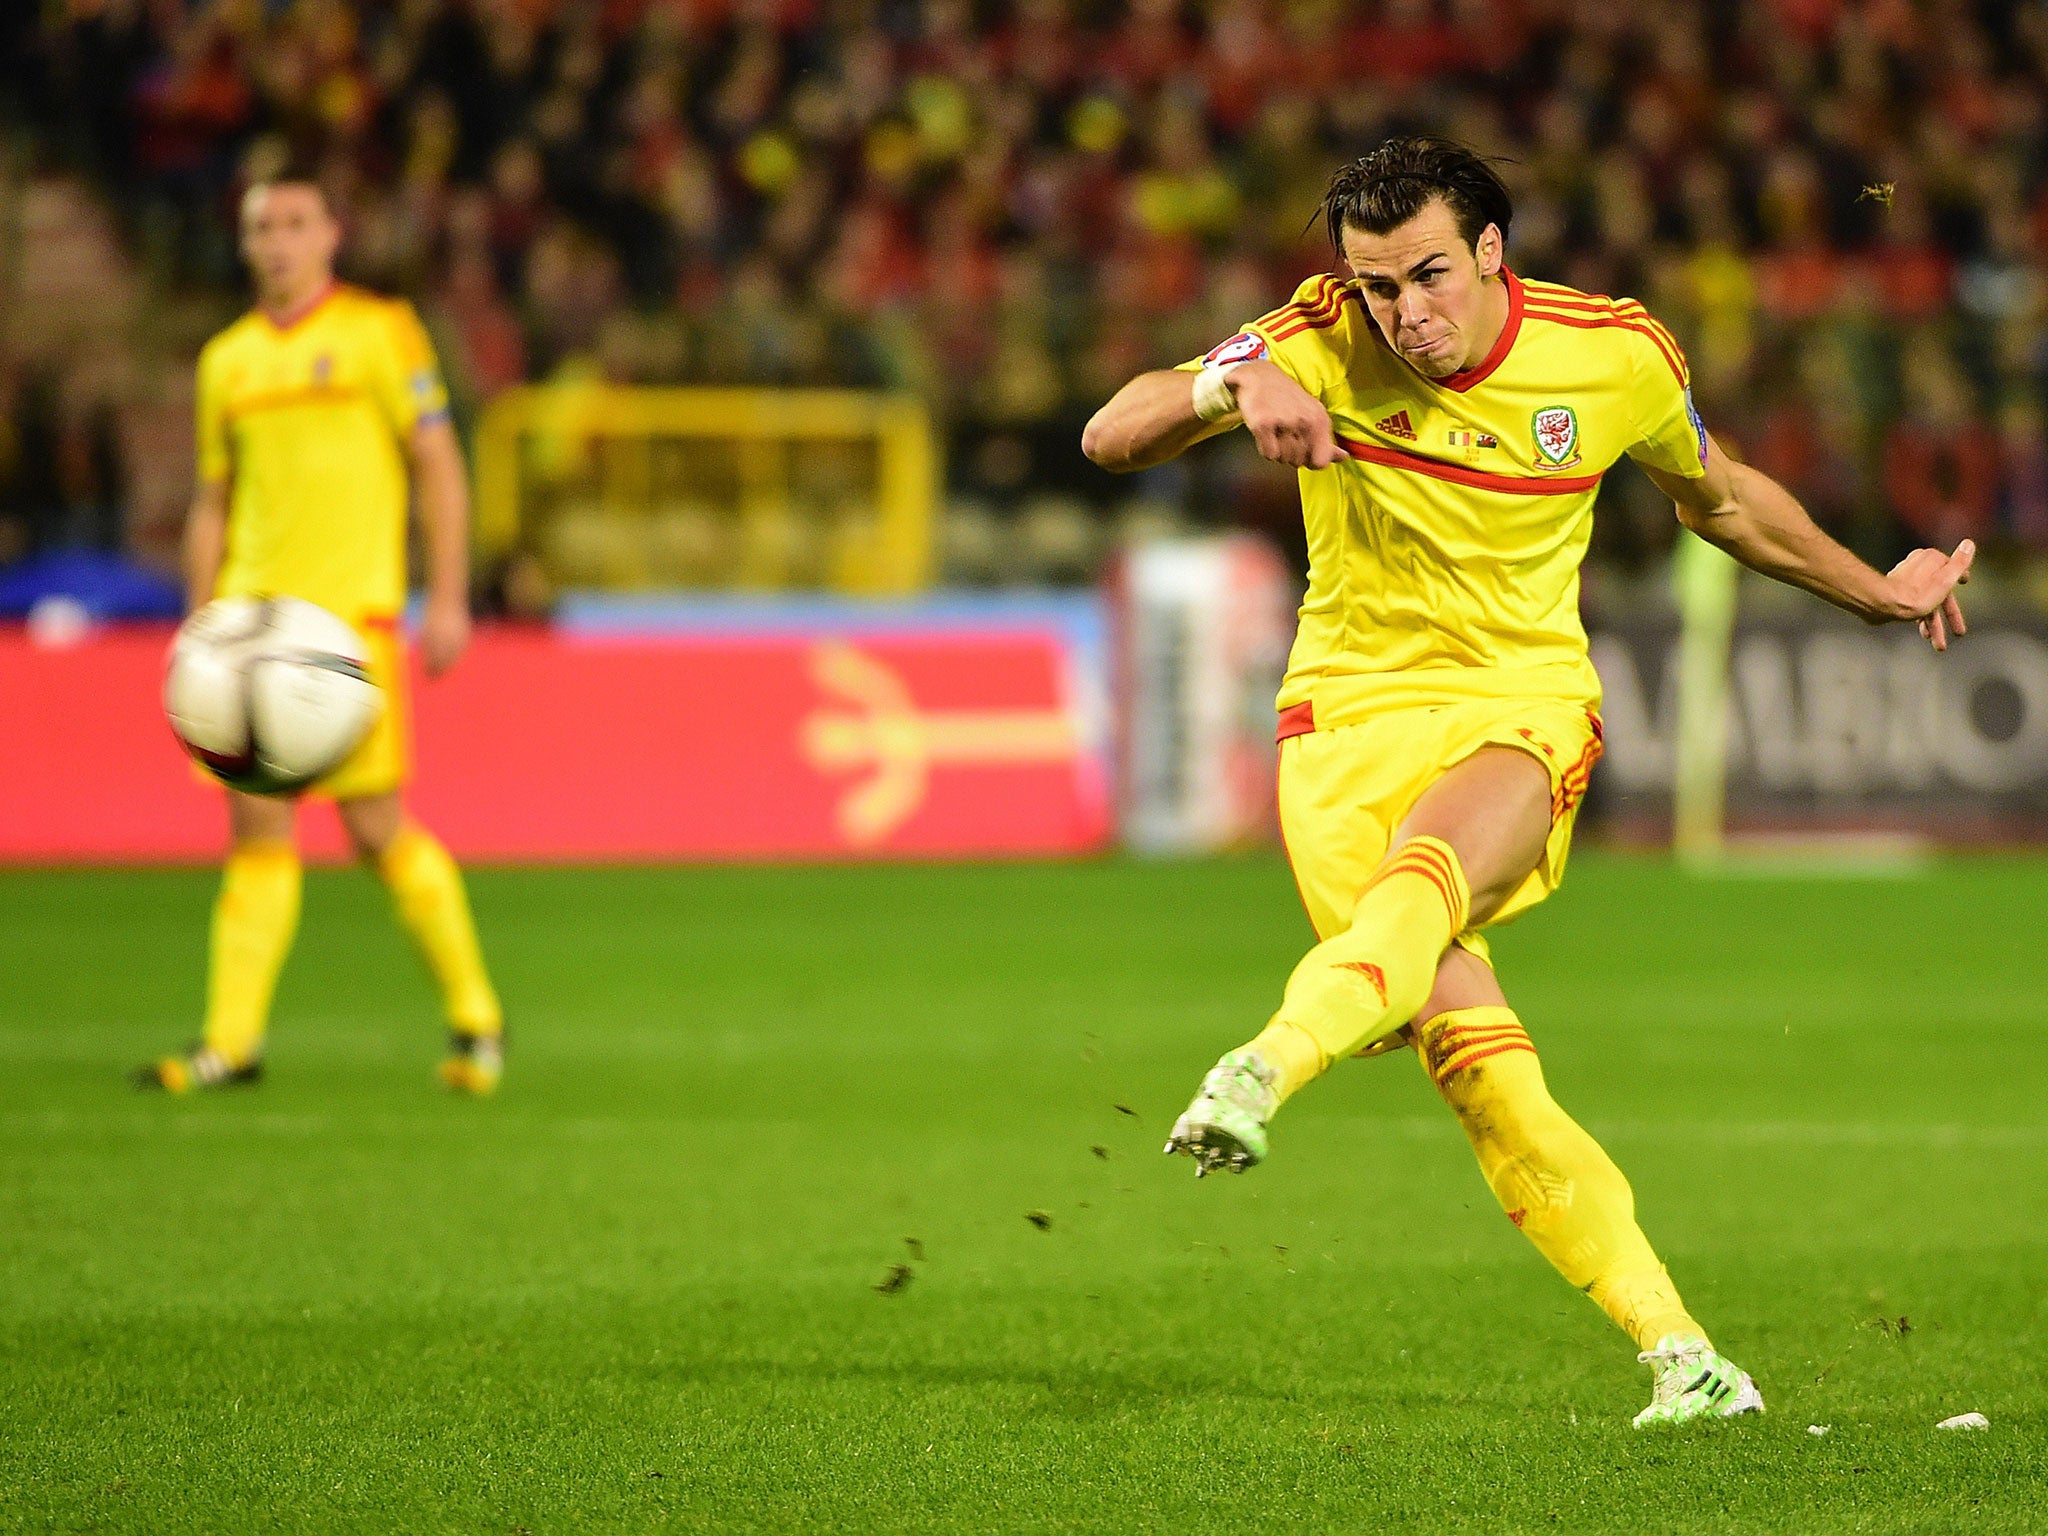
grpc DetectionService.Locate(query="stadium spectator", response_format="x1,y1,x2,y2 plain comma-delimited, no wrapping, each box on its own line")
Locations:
3,0,2048,583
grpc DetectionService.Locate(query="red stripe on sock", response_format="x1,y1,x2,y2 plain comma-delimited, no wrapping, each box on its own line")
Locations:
1383,847,1457,887
1433,1024,1531,1048
1431,1027,1531,1051
1404,858,1464,927
1430,1035,1530,1065
1363,856,1432,895
1401,841,1464,904
1379,859,1460,927
1359,841,1468,931
1434,1039,1537,1080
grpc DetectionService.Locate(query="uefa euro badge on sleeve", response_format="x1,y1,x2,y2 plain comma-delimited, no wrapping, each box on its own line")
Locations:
1202,332,1270,368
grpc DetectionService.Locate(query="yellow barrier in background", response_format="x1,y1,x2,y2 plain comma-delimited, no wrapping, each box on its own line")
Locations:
473,385,939,594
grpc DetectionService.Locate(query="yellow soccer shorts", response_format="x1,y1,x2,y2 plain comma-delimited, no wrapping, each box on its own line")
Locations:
316,620,411,801
188,618,412,802
1276,692,1603,961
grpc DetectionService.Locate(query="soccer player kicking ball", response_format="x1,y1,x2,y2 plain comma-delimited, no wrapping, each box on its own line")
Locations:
134,170,505,1096
1083,138,1973,1427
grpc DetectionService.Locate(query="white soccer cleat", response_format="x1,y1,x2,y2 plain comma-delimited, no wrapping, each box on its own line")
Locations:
1632,1335,1766,1427
1163,1050,1279,1177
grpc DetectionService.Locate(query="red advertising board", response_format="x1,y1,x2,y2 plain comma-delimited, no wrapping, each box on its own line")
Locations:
0,617,1112,863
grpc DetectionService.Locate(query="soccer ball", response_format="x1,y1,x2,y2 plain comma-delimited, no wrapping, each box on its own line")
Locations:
165,596,384,795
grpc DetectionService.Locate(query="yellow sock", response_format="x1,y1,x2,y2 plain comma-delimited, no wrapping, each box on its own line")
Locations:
1420,1006,1707,1351
1243,1018,1326,1101
1249,835,1471,1102
201,839,302,1067
378,823,502,1035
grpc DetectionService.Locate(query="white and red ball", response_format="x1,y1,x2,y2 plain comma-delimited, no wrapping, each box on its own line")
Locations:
165,596,384,795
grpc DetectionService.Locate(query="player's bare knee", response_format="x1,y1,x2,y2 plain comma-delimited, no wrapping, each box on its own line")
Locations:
1397,750,1551,924
1418,946,1505,1024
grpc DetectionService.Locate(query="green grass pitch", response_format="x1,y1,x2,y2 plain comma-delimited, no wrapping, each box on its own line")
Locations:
2,851,2045,1533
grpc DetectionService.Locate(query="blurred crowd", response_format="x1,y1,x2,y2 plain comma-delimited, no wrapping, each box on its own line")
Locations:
5,0,2048,593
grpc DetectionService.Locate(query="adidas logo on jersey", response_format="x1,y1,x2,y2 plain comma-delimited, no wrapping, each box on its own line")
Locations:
1375,409,1417,440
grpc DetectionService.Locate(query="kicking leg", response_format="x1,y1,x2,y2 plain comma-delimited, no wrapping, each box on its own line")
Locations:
1415,947,1763,1426
1167,747,1549,1173
339,793,504,1094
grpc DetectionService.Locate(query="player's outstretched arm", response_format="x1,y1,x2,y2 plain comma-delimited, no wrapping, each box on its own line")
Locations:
1083,361,1350,474
411,418,473,677
1082,369,1237,473
1643,436,1973,652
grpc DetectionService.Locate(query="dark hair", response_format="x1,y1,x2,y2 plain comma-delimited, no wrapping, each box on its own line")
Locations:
1320,136,1513,253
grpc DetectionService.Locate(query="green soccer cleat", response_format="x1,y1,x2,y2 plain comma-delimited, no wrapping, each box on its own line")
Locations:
1164,1050,1279,1177
437,1028,504,1096
1632,1335,1766,1427
130,1044,263,1094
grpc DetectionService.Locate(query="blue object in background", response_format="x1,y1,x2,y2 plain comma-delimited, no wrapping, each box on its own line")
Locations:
0,549,185,621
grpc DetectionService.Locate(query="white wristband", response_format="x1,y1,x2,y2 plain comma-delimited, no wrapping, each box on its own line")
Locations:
1192,361,1247,424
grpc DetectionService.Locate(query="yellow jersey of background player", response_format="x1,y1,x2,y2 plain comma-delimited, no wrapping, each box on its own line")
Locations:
1083,136,1974,1426
135,172,505,1098
197,276,445,637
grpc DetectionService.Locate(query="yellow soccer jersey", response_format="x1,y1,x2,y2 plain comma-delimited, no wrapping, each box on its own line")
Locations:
197,283,450,624
1183,268,1707,717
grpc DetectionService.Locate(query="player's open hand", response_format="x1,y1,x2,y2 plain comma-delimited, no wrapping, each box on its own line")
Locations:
1881,539,1973,652
420,596,472,677
1231,361,1351,471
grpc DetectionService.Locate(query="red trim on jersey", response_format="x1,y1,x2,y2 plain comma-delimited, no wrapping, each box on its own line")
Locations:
1336,437,1605,495
1519,279,1682,330
1519,287,1652,318
1267,283,1356,341
1520,280,1681,340
1256,275,1344,331
1518,281,1635,307
1522,305,1688,384
1252,277,1328,325
259,281,340,333
1519,287,1680,347
1523,298,1684,354
1430,267,1524,393
1276,700,1316,741
1268,307,1350,342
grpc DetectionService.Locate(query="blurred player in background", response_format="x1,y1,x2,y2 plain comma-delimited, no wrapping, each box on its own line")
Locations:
1085,137,1974,1426
134,171,504,1096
